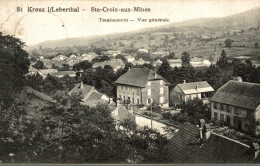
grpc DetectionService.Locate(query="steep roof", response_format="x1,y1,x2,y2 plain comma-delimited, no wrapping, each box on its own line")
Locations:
112,105,136,124
191,133,254,163
115,68,169,87
69,83,94,97
210,80,260,110
166,122,259,163
22,86,55,103
166,122,201,163
87,91,105,101
50,71,76,77
177,81,214,94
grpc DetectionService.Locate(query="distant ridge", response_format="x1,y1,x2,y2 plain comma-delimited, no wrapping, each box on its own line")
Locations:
27,7,260,50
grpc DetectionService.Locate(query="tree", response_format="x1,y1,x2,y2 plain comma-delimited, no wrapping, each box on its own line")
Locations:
165,52,175,59
58,64,70,71
181,52,191,67
181,98,210,124
0,33,30,106
157,59,171,82
73,60,92,71
32,60,46,70
92,55,110,63
216,50,229,70
115,54,127,63
224,39,233,47
205,64,222,90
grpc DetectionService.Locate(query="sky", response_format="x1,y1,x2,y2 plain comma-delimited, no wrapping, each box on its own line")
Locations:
0,0,259,45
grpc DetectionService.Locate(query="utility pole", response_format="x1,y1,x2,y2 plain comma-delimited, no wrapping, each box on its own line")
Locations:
150,101,153,129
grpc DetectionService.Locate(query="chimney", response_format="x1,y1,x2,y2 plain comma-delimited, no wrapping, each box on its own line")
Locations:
199,119,205,139
204,124,211,140
80,82,84,89
109,98,114,104
250,142,260,159
183,80,186,84
234,76,242,82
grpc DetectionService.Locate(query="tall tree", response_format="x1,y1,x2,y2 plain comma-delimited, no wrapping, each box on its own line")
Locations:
0,33,30,106
181,52,191,67
32,60,46,70
157,59,171,82
216,50,229,70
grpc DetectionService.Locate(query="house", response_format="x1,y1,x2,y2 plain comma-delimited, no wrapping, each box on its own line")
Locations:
125,55,135,63
132,58,150,66
38,69,58,78
138,48,149,53
92,59,125,72
81,52,99,61
16,86,56,122
52,55,68,61
115,68,170,107
111,105,136,126
168,59,182,68
154,59,163,66
68,82,111,107
166,121,260,163
106,50,121,57
170,81,214,107
190,57,211,67
28,66,40,75
53,60,67,68
210,80,260,133
49,71,76,78
42,59,54,69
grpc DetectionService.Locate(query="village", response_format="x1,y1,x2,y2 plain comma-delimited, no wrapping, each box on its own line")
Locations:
1,1,260,163
19,43,260,163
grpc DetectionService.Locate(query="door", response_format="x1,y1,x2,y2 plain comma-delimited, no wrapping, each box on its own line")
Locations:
226,116,230,126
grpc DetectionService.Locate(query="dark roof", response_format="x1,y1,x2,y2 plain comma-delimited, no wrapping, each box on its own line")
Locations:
166,122,201,163
23,86,55,103
166,122,259,163
115,68,169,87
191,133,254,163
210,80,260,110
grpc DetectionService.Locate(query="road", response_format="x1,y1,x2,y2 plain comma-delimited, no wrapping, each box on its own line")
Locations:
135,115,167,134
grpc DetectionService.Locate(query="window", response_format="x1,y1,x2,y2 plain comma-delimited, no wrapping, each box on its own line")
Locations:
137,89,139,95
123,96,125,102
160,80,163,85
214,112,218,119
137,99,140,104
148,89,151,96
227,105,231,113
119,95,122,100
147,99,152,104
160,87,164,94
118,86,121,91
132,97,134,104
147,81,151,86
160,96,164,103
220,114,224,121
213,102,217,109
179,95,182,101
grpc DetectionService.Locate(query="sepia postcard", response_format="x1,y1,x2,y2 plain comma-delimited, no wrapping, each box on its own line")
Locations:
0,0,260,164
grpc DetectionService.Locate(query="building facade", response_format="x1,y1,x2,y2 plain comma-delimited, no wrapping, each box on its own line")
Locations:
170,81,214,107
115,68,170,107
210,80,260,133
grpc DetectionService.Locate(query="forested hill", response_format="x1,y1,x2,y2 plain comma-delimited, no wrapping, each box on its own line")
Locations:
27,7,260,50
